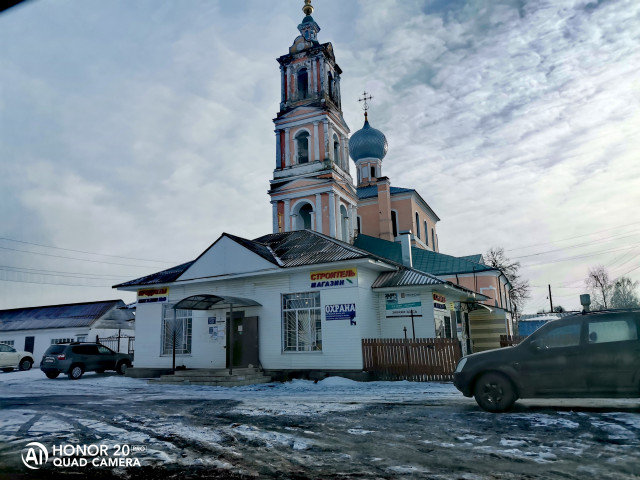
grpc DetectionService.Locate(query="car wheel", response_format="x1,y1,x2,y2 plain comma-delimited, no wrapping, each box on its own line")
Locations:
18,358,33,371
473,372,516,413
45,371,60,379
2,367,13,373
68,364,84,380
116,362,128,375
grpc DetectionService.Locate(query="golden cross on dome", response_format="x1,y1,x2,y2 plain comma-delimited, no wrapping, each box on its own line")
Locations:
358,91,373,111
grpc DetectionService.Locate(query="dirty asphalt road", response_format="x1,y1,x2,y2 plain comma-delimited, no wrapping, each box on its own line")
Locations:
1,374,639,479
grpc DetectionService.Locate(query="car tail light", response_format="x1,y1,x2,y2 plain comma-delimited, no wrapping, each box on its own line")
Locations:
57,354,66,360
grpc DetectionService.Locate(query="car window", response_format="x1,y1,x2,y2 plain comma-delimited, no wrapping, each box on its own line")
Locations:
45,345,66,355
98,346,112,355
0,344,10,353
537,323,581,349
588,318,638,344
72,345,100,355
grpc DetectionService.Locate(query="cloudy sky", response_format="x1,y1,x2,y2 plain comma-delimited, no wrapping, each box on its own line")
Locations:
1,0,639,313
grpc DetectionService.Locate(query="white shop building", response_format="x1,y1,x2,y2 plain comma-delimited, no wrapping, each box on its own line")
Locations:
114,231,485,377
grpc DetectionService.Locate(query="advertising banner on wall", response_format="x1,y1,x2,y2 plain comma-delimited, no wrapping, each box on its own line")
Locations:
433,292,447,310
385,292,422,318
325,304,357,324
137,287,169,304
310,268,358,289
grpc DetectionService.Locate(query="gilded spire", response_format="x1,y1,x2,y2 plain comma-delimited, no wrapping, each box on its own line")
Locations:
302,0,314,16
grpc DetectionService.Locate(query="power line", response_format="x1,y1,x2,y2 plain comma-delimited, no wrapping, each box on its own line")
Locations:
0,278,113,288
506,222,640,251
0,237,174,264
522,244,640,267
0,266,129,281
512,232,640,260
0,245,168,269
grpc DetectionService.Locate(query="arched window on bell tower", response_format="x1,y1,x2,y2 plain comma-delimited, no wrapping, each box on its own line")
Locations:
297,68,309,100
295,131,310,164
298,203,313,230
333,134,340,166
328,72,333,99
340,204,349,242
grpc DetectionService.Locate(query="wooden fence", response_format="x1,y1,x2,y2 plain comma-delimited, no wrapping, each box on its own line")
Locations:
362,338,462,382
500,335,526,347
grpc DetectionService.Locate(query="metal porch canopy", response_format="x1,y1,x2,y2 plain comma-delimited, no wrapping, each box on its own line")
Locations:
173,295,261,310
171,294,261,376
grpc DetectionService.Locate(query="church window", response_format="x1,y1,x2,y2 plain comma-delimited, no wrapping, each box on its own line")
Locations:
424,221,429,245
296,203,313,230
282,292,322,352
391,210,398,238
370,166,376,178
340,205,348,242
357,216,362,234
333,134,340,165
328,72,334,99
295,131,310,164
432,228,436,251
297,68,309,99
415,213,421,239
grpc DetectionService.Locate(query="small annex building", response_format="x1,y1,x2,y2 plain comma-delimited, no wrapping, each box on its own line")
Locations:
114,231,485,377
0,300,135,366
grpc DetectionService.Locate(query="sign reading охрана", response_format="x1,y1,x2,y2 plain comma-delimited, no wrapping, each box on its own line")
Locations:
310,268,357,289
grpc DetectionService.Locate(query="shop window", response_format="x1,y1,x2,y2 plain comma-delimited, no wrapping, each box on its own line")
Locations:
282,292,321,352
162,305,192,355
296,131,310,164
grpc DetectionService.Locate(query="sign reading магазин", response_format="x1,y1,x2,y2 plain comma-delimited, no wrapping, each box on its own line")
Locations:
137,287,169,304
385,292,422,318
310,268,357,289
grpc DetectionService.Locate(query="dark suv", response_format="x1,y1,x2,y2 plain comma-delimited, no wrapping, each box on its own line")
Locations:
454,309,640,412
40,343,133,380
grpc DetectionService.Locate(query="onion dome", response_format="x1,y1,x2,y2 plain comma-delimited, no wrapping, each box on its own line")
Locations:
349,113,388,161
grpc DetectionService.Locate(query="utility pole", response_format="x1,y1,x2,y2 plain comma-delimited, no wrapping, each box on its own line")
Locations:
548,284,554,313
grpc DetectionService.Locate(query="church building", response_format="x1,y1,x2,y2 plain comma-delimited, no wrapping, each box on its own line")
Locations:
115,1,514,379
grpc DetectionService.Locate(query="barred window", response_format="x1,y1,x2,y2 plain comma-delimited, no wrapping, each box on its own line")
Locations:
0,340,14,347
162,306,192,355
51,338,74,344
282,292,321,352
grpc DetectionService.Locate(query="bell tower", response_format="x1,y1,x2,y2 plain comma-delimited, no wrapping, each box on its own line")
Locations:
268,0,358,243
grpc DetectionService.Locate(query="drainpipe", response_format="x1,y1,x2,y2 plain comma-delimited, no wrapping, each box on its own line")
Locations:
229,303,234,376
400,230,413,268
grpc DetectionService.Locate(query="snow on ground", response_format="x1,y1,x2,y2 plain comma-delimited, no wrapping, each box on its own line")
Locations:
2,369,640,478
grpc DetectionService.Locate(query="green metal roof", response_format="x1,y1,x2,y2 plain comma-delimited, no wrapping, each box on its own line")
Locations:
352,234,496,276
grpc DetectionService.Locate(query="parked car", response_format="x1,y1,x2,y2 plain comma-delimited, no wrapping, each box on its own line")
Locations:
454,309,640,412
40,343,133,380
0,343,34,372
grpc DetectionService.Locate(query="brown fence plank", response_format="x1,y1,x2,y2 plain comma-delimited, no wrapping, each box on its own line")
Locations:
362,338,462,382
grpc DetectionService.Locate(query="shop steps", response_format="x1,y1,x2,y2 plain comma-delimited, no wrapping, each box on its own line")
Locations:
148,367,271,387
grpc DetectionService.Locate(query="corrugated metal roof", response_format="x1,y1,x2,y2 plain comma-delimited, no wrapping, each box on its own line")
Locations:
114,230,380,288
353,234,496,276
371,268,445,288
113,260,195,288
0,300,125,331
357,185,414,200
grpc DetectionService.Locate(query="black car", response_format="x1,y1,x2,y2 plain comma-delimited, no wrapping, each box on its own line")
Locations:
454,309,640,412
40,343,133,380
